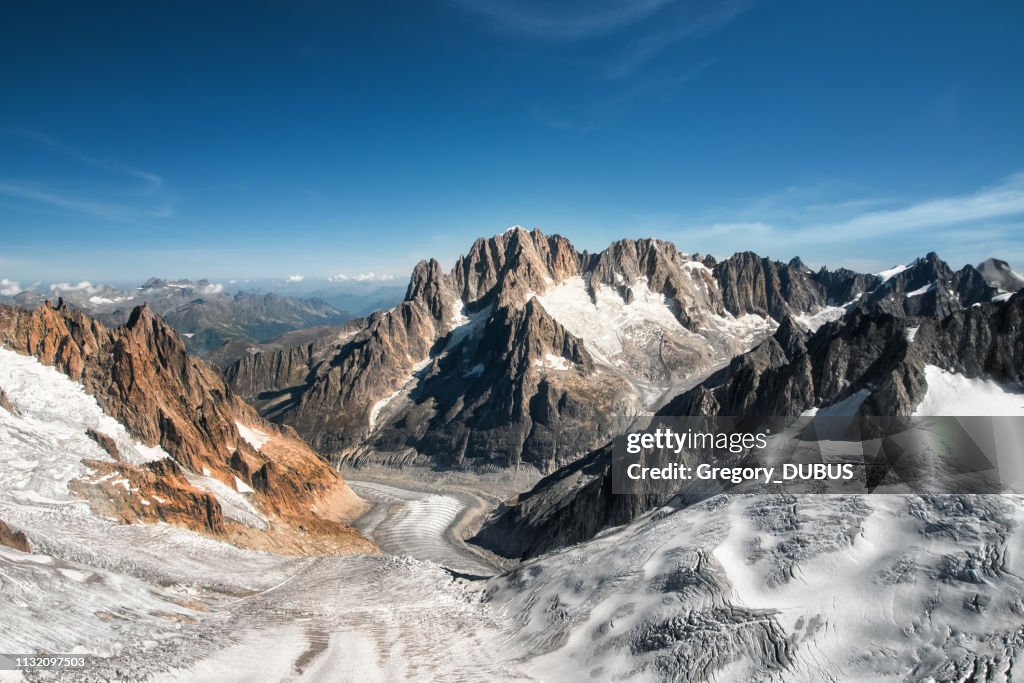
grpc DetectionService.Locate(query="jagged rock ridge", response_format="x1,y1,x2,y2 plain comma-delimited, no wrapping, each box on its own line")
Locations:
227,231,1018,474
0,300,371,554
228,230,786,471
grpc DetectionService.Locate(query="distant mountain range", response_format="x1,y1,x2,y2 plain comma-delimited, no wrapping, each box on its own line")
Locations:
0,277,385,364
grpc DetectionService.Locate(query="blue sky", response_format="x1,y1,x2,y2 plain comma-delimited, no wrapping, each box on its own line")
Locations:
1,0,1022,287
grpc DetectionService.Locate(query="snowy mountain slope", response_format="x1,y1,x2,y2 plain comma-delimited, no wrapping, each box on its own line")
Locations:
0,347,314,663
0,347,168,503
5,337,1022,681
0,301,372,553
912,365,1024,416
485,492,1024,682
0,356,528,679
475,292,1024,561
534,274,775,407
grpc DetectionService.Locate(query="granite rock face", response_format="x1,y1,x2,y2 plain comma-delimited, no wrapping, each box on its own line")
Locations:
856,253,998,318
713,251,831,319
0,300,370,550
227,230,805,471
227,230,1020,475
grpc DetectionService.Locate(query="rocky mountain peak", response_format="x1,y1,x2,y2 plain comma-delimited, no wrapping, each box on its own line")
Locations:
235,232,1001,473
859,252,995,317
977,257,1024,292
585,238,725,326
452,228,582,307
788,256,811,272
405,258,456,323
713,251,827,319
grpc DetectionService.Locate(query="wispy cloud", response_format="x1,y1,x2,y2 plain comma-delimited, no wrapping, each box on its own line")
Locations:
0,181,149,222
446,0,751,76
529,59,715,133
661,171,1024,270
5,129,164,193
444,0,751,131
444,0,675,41
800,172,1024,242
0,130,173,221
606,0,751,78
49,280,102,295
286,274,305,282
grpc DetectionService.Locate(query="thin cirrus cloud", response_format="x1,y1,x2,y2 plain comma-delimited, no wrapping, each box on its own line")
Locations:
527,58,715,133
670,171,1024,269
446,1,753,133
444,0,675,41
0,130,173,222
445,0,753,78
0,181,171,223
605,0,751,79
796,171,1024,242
8,129,164,193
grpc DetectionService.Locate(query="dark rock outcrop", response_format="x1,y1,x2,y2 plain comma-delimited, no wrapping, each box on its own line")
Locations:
713,252,829,320
472,444,663,558
813,267,880,305
86,428,121,460
0,387,16,415
857,254,997,318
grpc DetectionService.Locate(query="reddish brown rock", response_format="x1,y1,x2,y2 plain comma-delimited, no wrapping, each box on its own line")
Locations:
72,459,226,534
0,301,371,553
0,387,15,415
0,518,30,553
86,428,121,460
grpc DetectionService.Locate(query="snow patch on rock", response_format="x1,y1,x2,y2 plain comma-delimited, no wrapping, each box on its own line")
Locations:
913,365,1024,416
235,421,271,450
534,276,688,365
